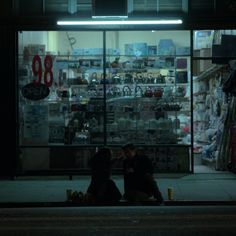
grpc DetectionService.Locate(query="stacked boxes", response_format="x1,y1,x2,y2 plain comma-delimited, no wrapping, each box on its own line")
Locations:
193,48,212,75
72,48,120,56
125,43,148,56
125,44,133,55
148,45,157,56
200,48,212,72
157,39,175,56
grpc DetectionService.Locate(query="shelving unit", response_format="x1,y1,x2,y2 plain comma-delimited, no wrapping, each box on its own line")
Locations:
105,54,190,147
193,64,229,163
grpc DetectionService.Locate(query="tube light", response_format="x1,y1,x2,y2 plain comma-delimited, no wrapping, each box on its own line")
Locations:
92,16,129,19
57,19,183,26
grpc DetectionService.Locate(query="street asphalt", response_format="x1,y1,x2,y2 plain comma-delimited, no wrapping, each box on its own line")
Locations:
0,205,236,235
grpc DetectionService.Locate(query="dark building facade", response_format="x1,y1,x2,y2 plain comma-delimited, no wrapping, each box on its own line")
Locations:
1,0,236,177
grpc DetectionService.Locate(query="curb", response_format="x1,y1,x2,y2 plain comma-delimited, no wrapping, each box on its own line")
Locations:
0,200,236,208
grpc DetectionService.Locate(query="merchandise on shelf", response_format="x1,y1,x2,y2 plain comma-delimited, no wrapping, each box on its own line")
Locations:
193,65,230,163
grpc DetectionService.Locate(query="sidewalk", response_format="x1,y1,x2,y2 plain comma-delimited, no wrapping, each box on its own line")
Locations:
0,172,236,207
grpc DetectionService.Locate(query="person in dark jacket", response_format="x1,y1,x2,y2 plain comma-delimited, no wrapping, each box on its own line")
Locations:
122,143,164,204
86,147,122,204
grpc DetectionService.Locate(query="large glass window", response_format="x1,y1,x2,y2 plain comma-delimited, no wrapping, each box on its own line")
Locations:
19,31,104,146
18,30,192,173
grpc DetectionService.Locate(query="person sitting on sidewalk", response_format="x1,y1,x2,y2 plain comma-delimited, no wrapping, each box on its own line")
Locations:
86,147,122,204
121,143,164,204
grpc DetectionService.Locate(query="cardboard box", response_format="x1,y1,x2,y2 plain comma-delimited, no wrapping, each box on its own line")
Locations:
125,43,148,56
133,43,148,56
148,45,157,55
200,48,212,57
200,48,212,72
192,48,212,76
157,39,175,56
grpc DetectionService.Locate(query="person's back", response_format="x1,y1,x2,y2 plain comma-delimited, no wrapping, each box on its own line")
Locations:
123,152,152,192
87,147,122,204
90,148,111,183
122,144,164,204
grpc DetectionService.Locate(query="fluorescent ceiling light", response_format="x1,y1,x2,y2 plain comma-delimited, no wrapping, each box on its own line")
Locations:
92,16,128,19
57,19,183,26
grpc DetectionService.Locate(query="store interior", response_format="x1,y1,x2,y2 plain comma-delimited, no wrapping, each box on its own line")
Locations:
17,30,236,174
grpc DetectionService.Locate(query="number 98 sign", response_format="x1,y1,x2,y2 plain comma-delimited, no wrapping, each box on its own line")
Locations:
32,55,53,87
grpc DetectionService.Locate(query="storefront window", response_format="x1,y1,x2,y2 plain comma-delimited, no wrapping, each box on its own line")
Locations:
18,30,192,173
105,31,191,146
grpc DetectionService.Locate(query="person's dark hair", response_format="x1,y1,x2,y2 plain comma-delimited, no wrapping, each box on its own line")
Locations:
95,147,112,160
90,147,112,174
122,143,136,151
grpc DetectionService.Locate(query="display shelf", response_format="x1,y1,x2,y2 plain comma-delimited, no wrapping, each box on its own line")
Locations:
70,53,189,146
193,61,230,164
107,55,177,58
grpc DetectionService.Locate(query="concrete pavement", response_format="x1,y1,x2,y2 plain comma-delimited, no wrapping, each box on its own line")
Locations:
0,172,235,206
